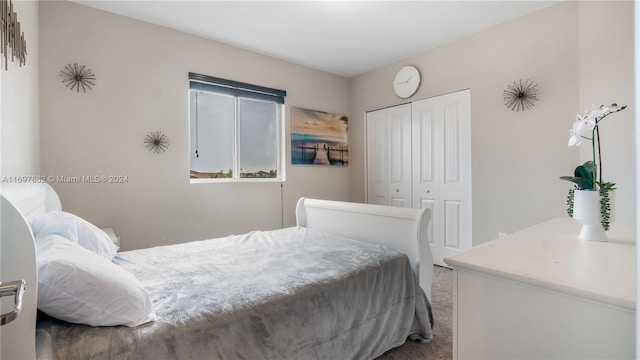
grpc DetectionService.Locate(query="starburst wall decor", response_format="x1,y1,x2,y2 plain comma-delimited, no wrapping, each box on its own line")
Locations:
144,131,170,154
60,63,96,92
503,78,540,112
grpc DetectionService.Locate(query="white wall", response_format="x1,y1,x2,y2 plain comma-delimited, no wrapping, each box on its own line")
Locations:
578,1,635,224
1,0,39,177
350,2,635,245
39,1,350,250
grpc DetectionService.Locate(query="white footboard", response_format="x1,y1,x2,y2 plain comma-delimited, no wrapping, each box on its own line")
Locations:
295,197,433,301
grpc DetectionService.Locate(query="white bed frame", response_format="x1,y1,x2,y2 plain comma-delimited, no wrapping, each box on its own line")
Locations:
296,197,433,299
0,184,432,359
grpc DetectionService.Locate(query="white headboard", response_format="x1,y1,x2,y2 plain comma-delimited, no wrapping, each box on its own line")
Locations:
1,183,61,360
295,197,433,301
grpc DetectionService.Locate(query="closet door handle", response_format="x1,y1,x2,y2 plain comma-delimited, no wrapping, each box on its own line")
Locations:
0,279,26,326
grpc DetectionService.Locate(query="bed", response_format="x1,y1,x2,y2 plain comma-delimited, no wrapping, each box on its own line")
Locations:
0,183,434,359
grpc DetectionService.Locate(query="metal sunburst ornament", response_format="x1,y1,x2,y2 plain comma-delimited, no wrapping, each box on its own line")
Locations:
503,78,540,112
60,63,96,92
144,131,170,154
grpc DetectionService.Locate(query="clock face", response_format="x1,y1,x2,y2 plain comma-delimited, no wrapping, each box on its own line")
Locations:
393,65,421,99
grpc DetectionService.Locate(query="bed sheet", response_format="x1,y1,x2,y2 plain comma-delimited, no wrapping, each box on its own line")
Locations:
36,226,432,359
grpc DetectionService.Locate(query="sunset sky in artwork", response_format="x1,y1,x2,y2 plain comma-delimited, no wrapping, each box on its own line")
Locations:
292,107,348,144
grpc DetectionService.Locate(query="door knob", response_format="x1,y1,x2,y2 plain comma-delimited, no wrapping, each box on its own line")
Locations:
0,279,26,326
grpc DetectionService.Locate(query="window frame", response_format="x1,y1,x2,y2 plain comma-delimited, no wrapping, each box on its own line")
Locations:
189,73,286,183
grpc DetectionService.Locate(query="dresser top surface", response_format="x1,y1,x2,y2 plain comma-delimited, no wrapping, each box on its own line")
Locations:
444,218,636,309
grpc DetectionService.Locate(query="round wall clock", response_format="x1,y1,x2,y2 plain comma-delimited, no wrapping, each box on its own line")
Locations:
393,65,421,99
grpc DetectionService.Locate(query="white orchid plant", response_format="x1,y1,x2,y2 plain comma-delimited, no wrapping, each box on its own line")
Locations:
560,103,627,230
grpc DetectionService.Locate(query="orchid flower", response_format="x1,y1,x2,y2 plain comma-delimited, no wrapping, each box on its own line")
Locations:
568,113,595,146
565,103,627,189
589,104,610,118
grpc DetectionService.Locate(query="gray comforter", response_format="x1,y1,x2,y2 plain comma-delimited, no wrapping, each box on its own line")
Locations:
36,227,433,359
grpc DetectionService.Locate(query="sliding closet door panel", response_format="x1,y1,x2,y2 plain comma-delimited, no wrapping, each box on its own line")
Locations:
411,102,439,262
366,104,411,208
438,90,472,256
412,104,440,199
387,104,412,208
366,110,388,205
412,100,443,265
441,101,465,260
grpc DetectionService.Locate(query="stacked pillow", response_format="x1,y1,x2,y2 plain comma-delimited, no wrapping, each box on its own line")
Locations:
32,211,119,260
33,211,156,327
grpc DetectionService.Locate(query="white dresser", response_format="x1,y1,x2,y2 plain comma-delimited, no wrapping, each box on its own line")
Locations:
444,218,636,359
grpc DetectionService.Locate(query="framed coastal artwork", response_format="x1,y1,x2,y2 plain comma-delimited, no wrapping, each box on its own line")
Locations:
291,107,348,166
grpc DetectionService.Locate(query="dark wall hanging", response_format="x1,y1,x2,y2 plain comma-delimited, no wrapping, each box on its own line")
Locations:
144,131,170,154
1,0,27,70
60,63,96,92
503,78,540,112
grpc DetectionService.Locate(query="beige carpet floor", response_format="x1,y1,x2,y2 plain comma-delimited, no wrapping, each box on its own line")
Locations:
376,265,453,360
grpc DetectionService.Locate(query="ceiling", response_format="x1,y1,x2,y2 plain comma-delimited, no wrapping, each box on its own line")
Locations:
73,1,558,78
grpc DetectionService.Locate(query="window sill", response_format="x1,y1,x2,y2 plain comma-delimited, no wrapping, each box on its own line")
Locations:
190,178,284,184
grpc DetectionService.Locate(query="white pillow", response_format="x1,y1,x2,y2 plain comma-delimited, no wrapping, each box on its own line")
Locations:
35,233,156,327
32,211,118,260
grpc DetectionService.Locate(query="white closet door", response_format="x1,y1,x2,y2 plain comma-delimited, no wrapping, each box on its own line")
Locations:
412,90,471,267
386,104,412,208
412,100,442,265
366,104,412,208
439,90,472,262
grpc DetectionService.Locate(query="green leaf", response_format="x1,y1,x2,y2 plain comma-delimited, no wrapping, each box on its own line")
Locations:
598,181,617,191
559,175,593,190
574,165,594,183
582,161,596,176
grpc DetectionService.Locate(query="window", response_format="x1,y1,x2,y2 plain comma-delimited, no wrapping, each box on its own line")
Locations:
189,73,286,181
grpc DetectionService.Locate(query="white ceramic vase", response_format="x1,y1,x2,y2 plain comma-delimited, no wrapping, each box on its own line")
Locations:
573,189,607,242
